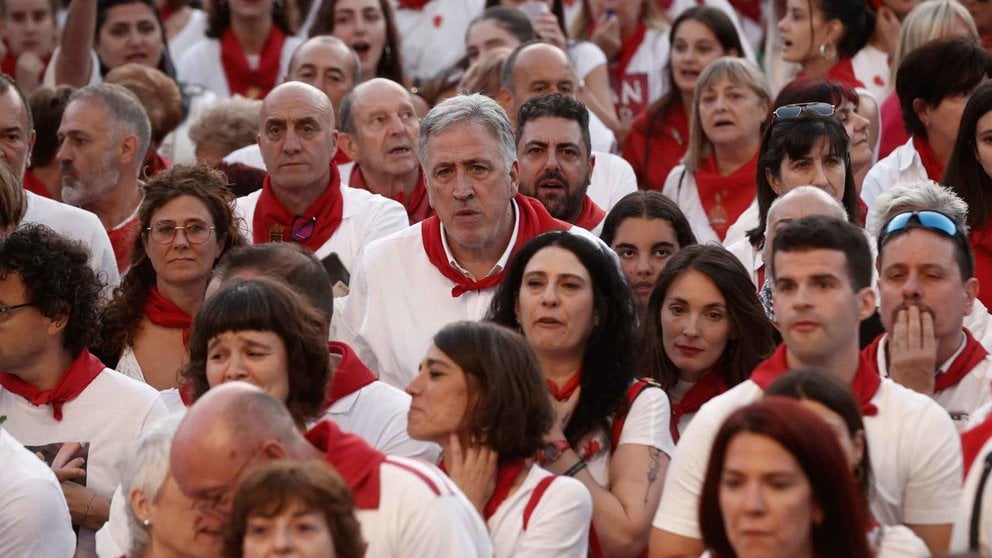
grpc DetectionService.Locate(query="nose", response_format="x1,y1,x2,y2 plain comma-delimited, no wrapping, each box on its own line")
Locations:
221,354,249,383
681,313,699,337
452,170,475,201
543,148,560,173
406,370,424,396
387,113,406,135
635,253,652,276
282,127,303,154
171,227,191,248
540,283,560,306
902,272,923,300
809,162,830,188
271,523,293,554
56,140,71,163
742,482,766,514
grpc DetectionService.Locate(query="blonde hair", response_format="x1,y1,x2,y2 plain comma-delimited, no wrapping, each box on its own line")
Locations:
570,0,666,41
0,161,25,233
685,57,771,172
891,1,979,84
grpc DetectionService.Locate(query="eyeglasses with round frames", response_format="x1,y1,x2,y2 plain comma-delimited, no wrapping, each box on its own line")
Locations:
146,220,216,244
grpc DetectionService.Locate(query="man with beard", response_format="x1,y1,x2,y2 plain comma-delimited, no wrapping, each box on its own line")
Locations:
56,83,149,272
515,94,605,235
866,184,992,428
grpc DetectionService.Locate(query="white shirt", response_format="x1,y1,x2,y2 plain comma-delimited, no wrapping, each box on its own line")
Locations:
0,428,75,558
660,163,728,245
952,430,992,554
177,35,302,98
653,375,962,538
862,138,928,211
390,0,485,82
21,191,120,292
489,466,591,558
0,368,169,557
234,181,409,272
167,9,209,63
724,235,762,287
852,44,892,103
222,143,266,169
723,199,759,250
567,40,607,82
589,151,637,214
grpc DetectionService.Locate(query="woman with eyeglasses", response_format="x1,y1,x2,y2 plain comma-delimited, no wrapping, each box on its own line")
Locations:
661,57,771,245
97,163,245,398
940,80,992,308
863,36,992,211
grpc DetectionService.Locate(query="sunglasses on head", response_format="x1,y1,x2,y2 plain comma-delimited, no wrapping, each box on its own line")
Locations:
772,102,835,122
879,210,965,246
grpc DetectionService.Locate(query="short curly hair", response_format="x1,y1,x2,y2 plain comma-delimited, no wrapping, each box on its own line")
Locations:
0,224,104,355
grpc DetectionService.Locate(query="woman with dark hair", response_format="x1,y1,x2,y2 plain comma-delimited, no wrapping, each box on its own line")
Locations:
308,0,403,85
176,0,301,98
0,0,59,93
223,460,365,558
662,57,771,244
600,191,696,320
764,369,930,556
487,231,673,557
777,0,874,89
98,164,245,397
699,397,873,558
641,245,777,442
183,277,331,427
864,36,992,209
622,6,744,191
941,80,992,308
406,320,593,556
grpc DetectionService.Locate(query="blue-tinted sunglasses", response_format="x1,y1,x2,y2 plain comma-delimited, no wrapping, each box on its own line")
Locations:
879,210,966,246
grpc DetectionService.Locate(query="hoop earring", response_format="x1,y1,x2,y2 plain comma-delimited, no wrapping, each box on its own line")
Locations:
818,42,835,62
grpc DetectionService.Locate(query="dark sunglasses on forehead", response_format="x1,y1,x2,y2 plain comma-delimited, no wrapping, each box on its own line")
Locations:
879,210,967,247
772,102,836,122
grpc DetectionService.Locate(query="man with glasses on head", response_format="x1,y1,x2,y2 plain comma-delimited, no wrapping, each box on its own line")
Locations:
0,225,167,557
236,81,408,274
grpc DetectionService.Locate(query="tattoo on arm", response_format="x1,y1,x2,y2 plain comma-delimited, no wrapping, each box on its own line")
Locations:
645,447,661,504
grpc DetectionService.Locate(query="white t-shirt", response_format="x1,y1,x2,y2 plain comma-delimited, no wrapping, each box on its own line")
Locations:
589,151,637,214
653,375,962,539
234,181,409,272
861,138,927,211
0,368,169,557
21,191,120,292
488,466,592,558
0,428,76,558
567,40,607,82
390,0,485,82
177,35,302,98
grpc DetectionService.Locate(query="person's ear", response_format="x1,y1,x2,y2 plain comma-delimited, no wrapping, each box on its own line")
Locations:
765,167,784,195
964,276,979,316
338,132,360,160
856,286,876,322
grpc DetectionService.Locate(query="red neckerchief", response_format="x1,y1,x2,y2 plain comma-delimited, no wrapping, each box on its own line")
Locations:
574,196,605,231
108,213,141,272
23,170,51,199
0,46,51,81
755,344,880,416
693,153,758,241
547,371,581,402
937,329,989,393
913,135,945,182
322,341,377,411
305,420,387,509
219,26,285,99
670,372,728,442
962,412,992,477
142,151,170,179
420,194,569,297
252,164,344,252
349,163,433,223
823,57,866,89
439,458,527,520
610,22,647,91
143,285,193,347
0,349,104,421
396,0,430,9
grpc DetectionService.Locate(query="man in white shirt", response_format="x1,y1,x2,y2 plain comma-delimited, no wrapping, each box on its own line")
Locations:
866,181,992,427
650,215,961,557
235,81,408,273
171,382,493,558
496,41,636,212
56,83,149,273
0,74,118,289
516,93,606,235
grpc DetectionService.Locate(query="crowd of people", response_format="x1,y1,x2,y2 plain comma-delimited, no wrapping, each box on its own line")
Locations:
6,0,992,557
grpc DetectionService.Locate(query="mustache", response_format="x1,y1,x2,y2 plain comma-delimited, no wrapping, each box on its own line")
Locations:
536,169,568,187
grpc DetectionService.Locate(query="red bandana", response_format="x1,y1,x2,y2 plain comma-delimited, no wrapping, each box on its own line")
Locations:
753,344,881,416
913,135,945,182
693,153,758,241
349,163,433,223
0,349,104,421
219,26,285,99
252,165,344,252
305,420,387,509
574,196,606,232
22,171,51,199
670,372,728,442
322,342,378,411
937,329,988,393
420,194,569,297
547,371,581,402
143,286,193,347
823,57,866,90
108,213,141,272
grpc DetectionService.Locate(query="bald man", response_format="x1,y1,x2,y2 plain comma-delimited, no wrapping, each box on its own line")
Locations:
170,383,492,557
234,81,407,273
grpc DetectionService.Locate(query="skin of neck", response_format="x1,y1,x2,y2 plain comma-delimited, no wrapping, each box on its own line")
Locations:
935,329,966,367
801,51,836,79
155,276,209,316
271,169,330,216
85,177,142,230
231,13,274,53
15,338,76,392
929,135,953,167
360,163,419,199
785,338,861,386
446,204,515,280
712,135,760,175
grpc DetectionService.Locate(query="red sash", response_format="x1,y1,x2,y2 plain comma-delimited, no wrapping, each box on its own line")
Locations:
23,171,50,199
669,372,728,442
547,371,581,402
219,26,285,99
574,196,606,232
420,194,569,297
323,341,378,411
913,135,945,182
754,344,880,416
348,163,433,223
0,349,104,421
937,329,988,393
693,153,758,241
108,213,141,272
143,286,193,346
252,165,344,253
305,420,387,509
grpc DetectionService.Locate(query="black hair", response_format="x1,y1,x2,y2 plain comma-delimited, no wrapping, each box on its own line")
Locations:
515,93,591,155
771,215,872,291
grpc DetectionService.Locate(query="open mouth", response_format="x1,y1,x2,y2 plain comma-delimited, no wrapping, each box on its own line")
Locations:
713,119,735,128
352,42,371,55
388,145,412,155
